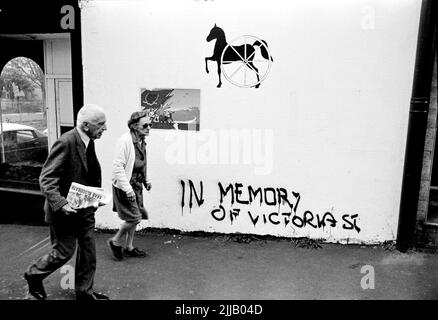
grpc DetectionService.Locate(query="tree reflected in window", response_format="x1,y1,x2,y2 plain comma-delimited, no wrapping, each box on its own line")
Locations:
0,57,47,191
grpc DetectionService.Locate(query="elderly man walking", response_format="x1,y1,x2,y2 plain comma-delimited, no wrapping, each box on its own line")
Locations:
23,104,109,301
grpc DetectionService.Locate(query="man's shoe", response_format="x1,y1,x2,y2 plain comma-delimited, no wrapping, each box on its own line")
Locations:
107,239,123,261
91,292,109,300
123,247,147,258
24,273,46,300
76,291,110,301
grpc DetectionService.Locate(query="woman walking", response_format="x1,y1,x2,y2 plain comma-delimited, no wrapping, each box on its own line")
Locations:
107,111,152,260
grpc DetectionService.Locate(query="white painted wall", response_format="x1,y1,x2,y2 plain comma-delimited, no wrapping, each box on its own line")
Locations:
81,0,421,243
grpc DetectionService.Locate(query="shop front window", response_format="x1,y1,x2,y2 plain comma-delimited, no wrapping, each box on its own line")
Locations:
0,57,47,191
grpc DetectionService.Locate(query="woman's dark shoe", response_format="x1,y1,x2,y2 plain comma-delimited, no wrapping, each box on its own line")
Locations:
24,273,46,300
123,247,147,258
107,239,123,261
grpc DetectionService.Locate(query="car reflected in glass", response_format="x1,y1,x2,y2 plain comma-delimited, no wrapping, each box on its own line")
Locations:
0,123,48,164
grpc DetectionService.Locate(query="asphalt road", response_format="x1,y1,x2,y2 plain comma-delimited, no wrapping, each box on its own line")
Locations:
1,224,438,300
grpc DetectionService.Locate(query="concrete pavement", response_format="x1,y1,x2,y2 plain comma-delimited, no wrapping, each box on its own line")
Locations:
0,224,437,300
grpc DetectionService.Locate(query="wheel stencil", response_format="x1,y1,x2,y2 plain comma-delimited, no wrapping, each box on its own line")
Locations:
221,35,273,88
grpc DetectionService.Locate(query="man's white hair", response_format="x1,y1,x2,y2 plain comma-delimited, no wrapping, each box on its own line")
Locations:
77,104,105,126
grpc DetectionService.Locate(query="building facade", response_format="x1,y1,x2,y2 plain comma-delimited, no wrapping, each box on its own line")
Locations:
0,0,437,248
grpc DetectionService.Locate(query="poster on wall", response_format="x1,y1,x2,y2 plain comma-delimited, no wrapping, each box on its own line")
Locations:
140,88,200,131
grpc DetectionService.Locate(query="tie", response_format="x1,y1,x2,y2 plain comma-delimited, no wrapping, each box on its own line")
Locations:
86,140,95,168
86,140,100,186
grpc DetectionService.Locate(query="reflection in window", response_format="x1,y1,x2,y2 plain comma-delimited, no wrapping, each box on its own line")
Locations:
0,57,47,190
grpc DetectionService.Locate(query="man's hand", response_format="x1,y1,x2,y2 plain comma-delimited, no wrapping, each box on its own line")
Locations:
61,203,77,215
126,190,136,202
145,182,152,191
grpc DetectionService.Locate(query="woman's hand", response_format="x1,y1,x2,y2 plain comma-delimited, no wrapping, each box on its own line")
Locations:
126,190,136,202
145,182,152,191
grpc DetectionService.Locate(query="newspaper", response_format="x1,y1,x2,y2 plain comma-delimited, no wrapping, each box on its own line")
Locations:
66,182,111,210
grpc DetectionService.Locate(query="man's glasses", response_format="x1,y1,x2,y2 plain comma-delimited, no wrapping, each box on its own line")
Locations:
141,123,152,129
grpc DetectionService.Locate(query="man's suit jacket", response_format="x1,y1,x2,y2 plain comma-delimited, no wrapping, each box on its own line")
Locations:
39,128,102,224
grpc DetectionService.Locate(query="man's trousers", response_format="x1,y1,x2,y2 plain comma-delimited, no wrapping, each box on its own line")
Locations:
26,209,96,296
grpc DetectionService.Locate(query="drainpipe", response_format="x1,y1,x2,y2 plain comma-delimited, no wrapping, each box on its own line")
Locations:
397,0,437,252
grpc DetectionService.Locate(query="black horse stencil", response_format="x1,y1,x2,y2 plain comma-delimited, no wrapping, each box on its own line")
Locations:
205,24,273,88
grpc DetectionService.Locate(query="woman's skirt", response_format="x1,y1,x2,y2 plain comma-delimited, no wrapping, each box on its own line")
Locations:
112,185,148,224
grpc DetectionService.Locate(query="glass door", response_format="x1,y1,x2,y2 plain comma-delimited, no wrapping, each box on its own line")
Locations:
0,57,48,191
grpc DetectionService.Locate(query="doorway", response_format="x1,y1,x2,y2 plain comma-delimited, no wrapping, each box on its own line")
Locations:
0,0,83,224
0,35,73,192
